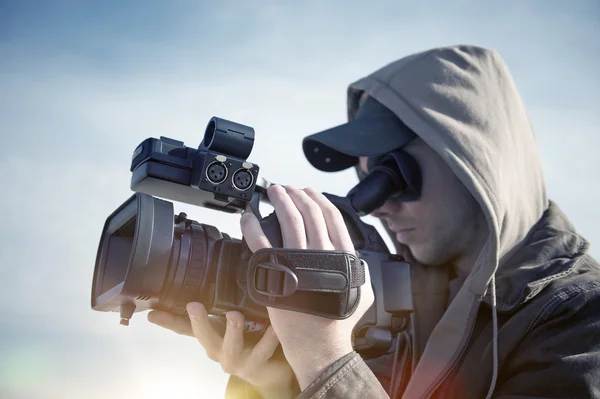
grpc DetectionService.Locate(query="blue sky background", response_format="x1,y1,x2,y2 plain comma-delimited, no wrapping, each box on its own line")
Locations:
1,1,599,398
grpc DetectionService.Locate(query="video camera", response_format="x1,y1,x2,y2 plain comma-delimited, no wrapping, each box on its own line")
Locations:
91,116,415,356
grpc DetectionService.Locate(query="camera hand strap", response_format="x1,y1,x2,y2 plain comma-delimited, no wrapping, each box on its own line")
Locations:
246,248,366,319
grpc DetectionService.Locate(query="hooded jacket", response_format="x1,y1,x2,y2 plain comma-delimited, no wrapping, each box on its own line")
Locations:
225,45,600,398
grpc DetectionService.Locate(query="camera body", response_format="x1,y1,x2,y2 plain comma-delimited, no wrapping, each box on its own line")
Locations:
92,116,414,357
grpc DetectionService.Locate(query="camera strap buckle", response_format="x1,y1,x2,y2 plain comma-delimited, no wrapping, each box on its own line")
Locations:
254,261,299,297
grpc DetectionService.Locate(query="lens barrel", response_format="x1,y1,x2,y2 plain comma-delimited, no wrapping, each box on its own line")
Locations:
92,193,229,323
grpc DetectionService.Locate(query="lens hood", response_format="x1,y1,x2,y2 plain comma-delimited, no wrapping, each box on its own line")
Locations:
91,193,174,320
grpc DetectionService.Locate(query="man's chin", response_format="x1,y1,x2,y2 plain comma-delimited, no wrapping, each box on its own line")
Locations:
397,244,445,268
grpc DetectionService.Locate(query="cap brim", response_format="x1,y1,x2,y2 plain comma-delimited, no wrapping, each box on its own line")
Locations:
303,98,416,172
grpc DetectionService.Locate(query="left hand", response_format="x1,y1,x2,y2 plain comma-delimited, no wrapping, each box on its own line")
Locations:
148,303,297,398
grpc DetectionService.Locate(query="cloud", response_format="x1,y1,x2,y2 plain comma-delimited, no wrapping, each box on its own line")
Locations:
0,1,598,397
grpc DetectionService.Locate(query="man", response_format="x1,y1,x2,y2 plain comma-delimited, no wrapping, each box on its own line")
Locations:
148,45,600,398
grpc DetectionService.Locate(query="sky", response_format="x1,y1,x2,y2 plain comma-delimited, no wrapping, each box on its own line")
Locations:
1,1,599,398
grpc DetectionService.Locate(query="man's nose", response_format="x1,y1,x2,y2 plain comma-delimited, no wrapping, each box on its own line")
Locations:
370,207,385,218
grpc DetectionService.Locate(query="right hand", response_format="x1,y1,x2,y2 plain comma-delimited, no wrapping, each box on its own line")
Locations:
239,185,375,390
148,306,297,398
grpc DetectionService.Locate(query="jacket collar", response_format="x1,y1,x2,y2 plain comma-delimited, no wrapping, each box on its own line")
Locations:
484,201,589,312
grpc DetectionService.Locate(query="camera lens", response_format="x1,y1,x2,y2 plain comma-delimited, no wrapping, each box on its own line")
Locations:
92,193,224,318
159,221,224,314
98,217,135,297
92,193,174,314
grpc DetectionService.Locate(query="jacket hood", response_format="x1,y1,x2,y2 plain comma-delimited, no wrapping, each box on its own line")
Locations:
347,45,549,397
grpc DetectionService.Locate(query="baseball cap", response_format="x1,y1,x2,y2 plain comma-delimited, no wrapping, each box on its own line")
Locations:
303,96,416,172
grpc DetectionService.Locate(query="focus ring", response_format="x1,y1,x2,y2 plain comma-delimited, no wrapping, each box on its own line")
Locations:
171,223,208,313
